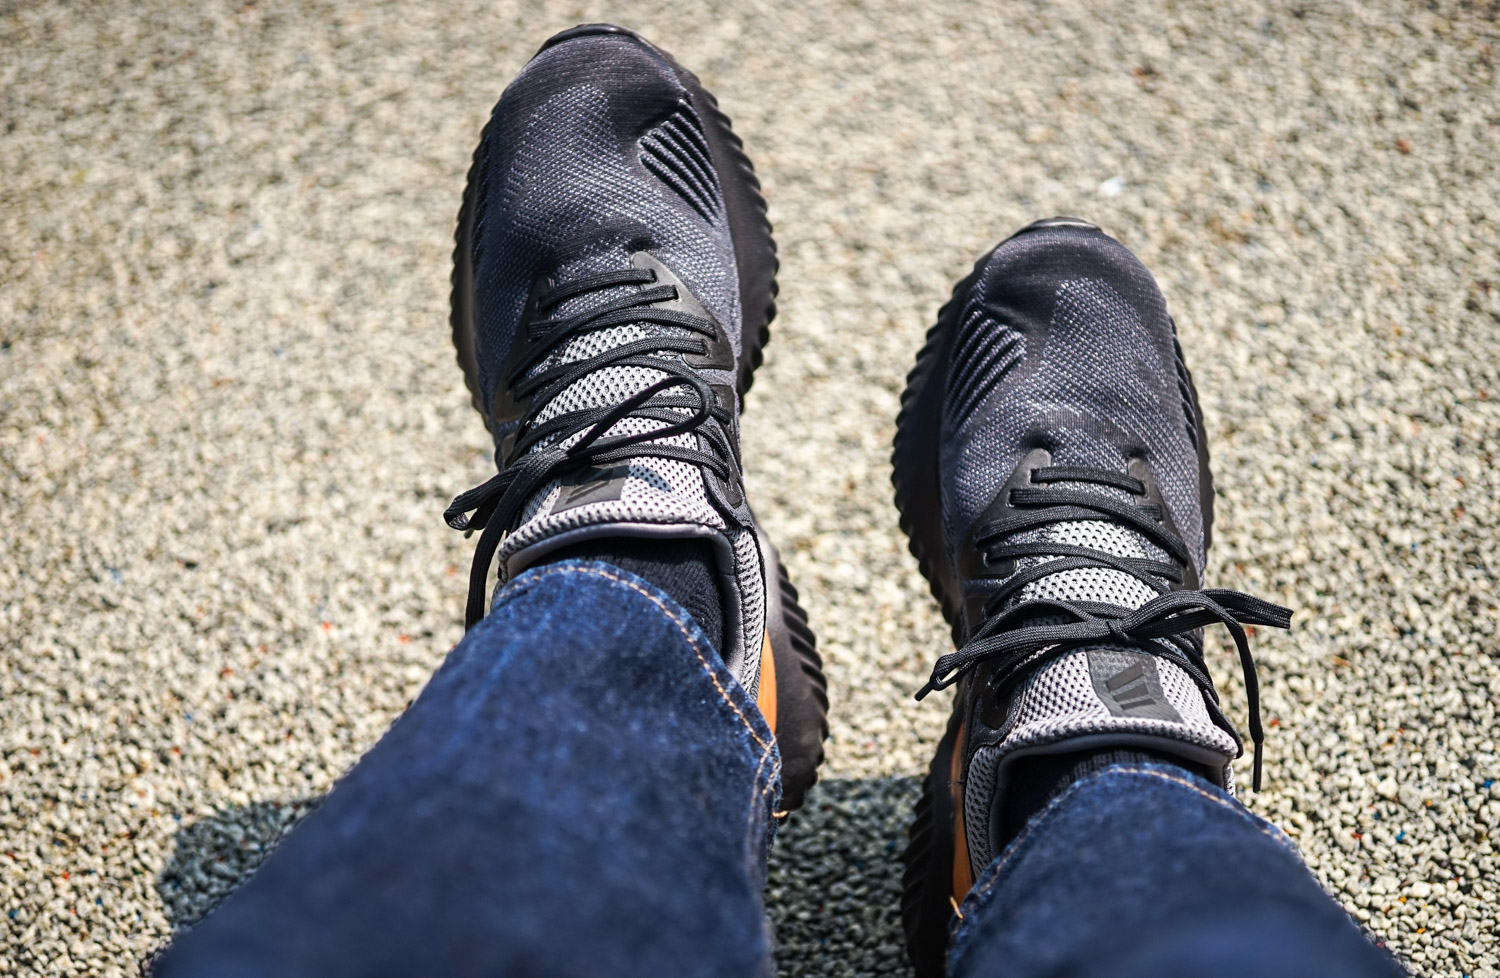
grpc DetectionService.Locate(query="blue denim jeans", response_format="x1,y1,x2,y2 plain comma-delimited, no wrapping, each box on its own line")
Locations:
948,765,1404,978
156,561,1401,977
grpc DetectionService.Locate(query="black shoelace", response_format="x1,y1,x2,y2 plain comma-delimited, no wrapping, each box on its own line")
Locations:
444,267,737,630
915,465,1292,789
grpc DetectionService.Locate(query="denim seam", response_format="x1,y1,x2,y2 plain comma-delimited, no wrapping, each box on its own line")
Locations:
952,765,1296,957
496,564,772,753
753,738,781,800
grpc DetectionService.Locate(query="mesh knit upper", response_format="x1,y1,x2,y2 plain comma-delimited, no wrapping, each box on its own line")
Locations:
475,46,743,425
941,244,1207,578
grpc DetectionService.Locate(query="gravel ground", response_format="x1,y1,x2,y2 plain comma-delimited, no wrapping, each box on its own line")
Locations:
2,1,1498,975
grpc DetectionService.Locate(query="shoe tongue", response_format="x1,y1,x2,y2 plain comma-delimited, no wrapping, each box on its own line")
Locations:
1009,477,1160,614
522,256,700,468
528,274,689,443
499,263,722,580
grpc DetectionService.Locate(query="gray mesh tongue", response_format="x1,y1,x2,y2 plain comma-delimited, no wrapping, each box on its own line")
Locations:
508,270,703,530
529,275,691,440
1010,480,1159,612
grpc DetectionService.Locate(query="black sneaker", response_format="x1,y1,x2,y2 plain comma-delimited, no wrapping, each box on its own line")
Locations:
892,219,1290,975
444,24,827,809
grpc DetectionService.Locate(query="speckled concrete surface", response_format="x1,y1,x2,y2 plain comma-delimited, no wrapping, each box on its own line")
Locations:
2,1,1497,975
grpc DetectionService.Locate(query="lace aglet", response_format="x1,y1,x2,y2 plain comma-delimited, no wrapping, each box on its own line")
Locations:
914,680,936,702
1252,743,1263,792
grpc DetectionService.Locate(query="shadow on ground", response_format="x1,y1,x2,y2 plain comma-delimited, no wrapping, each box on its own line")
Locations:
156,797,320,930
767,776,920,977
155,778,920,976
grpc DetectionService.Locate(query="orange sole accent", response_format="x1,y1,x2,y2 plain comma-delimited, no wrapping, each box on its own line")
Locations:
755,630,777,734
950,722,973,903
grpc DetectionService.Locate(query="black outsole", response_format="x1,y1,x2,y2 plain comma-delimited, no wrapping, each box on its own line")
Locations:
900,713,963,978
763,540,830,813
890,220,1221,974
890,250,988,976
450,25,824,812
891,254,988,647
450,123,486,421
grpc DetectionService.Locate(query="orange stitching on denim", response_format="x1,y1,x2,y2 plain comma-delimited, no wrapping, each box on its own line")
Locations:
496,565,770,752
754,739,781,800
